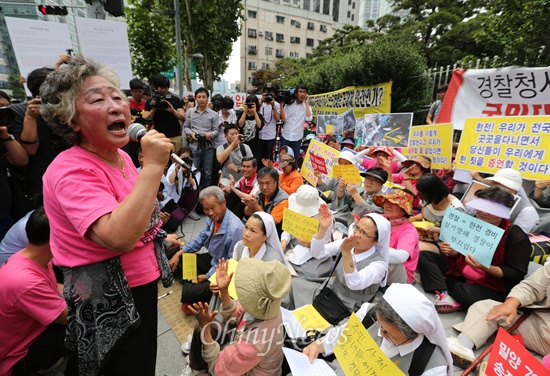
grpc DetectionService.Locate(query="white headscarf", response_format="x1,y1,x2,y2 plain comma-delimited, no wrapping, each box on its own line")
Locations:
383,283,453,376
253,212,284,258
365,213,390,287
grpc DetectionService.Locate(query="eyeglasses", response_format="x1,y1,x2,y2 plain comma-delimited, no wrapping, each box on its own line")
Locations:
370,314,412,347
354,225,376,239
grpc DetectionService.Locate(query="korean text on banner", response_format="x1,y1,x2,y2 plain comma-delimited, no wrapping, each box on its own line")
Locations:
208,258,239,299
437,67,550,131
331,165,362,184
309,84,392,119
406,123,453,169
334,312,404,376
485,328,548,376
455,116,550,179
301,139,340,185
440,208,504,268
292,305,331,333
182,253,197,283
309,152,328,175
282,208,320,242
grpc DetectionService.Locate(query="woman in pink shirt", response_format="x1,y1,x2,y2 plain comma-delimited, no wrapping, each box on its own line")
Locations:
40,56,174,375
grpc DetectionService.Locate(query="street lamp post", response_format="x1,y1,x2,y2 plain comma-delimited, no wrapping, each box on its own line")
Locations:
174,0,183,96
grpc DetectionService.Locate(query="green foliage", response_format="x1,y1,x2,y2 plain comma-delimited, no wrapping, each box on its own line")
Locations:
7,75,26,102
126,0,177,84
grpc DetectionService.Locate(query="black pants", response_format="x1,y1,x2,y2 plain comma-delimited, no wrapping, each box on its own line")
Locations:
12,323,66,376
418,251,508,309
65,280,158,376
181,253,214,304
259,139,275,161
188,319,237,372
226,191,246,220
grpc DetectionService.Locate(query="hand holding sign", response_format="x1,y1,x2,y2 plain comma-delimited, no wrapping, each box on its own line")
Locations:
282,208,320,242
309,152,328,175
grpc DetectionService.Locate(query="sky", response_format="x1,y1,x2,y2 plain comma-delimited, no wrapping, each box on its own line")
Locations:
221,37,241,84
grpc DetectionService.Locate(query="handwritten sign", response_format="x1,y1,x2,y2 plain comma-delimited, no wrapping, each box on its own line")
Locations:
334,313,404,376
331,165,362,184
208,258,239,299
181,253,197,283
309,152,328,175
301,139,340,185
406,123,453,169
292,305,331,332
455,116,550,180
440,208,504,268
282,208,320,242
412,221,439,242
486,328,548,376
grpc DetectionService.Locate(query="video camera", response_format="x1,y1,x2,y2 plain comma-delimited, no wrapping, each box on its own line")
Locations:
277,88,296,105
0,107,14,125
151,90,171,109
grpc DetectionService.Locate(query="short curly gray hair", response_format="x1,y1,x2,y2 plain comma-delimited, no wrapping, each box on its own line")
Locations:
39,55,124,145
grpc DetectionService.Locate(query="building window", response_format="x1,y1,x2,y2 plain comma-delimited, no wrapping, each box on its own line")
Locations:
248,10,257,18
248,61,257,70
306,53,312,58
276,15,285,24
307,22,314,30
289,52,299,58
248,77,253,84
265,47,273,56
265,31,273,41
261,63,270,70
306,38,314,47
320,25,327,32
248,45,257,55
276,33,284,42
276,49,285,58
347,11,350,18
290,37,301,44
290,19,301,27
351,14,354,21
248,29,257,38
352,2,355,9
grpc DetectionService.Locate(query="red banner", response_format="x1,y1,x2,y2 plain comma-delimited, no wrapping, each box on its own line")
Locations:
309,151,328,175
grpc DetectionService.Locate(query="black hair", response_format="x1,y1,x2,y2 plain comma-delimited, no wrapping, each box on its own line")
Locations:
326,136,338,145
242,155,257,168
416,173,450,205
152,74,170,89
0,90,11,103
257,167,279,183
26,206,50,245
224,123,239,135
159,182,165,192
295,84,308,93
27,67,54,98
211,93,223,102
129,78,144,90
177,146,193,158
474,186,515,208
280,145,289,153
245,94,260,108
250,213,267,235
221,97,234,110
195,87,209,98
263,83,278,93
437,84,449,93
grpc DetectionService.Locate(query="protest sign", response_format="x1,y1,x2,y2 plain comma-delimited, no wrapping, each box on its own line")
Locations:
301,140,340,185
357,113,413,148
440,208,504,268
309,84,393,122
282,208,320,242
485,328,548,376
317,109,357,135
455,116,550,179
208,258,238,299
309,152,328,175
334,313,404,376
406,123,453,169
438,67,550,131
331,165,362,184
181,253,197,283
292,305,331,333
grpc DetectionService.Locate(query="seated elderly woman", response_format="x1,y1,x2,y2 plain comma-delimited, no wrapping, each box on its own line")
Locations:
417,186,531,314
186,258,291,375
291,203,390,312
303,283,453,376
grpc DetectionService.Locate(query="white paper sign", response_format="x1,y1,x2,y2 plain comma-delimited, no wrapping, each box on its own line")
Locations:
76,18,133,90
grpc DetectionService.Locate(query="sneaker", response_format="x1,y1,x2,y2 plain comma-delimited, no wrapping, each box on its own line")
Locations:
181,334,193,355
187,211,200,221
181,365,193,376
434,291,462,313
447,337,475,370
181,303,194,315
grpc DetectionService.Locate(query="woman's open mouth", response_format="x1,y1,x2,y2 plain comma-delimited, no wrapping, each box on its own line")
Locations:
108,121,126,134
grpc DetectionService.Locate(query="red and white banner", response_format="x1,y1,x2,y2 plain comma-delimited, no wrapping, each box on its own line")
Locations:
438,67,550,130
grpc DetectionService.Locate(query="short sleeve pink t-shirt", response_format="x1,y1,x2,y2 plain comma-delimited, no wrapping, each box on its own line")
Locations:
360,158,401,174
0,251,66,375
42,147,161,287
389,221,420,283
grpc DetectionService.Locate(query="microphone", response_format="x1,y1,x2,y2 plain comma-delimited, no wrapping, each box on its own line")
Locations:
127,123,192,171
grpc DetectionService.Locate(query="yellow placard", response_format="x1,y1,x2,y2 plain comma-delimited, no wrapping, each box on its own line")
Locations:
301,139,340,185
406,123,453,169
455,116,550,180
282,208,320,242
331,164,362,184
208,258,239,300
292,304,331,332
335,312,404,376
309,83,393,120
182,253,197,283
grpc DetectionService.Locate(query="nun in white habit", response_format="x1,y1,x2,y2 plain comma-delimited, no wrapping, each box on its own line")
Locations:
304,283,453,376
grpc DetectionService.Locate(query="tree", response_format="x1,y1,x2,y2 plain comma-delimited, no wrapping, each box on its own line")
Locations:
126,0,177,83
7,74,26,102
312,25,374,58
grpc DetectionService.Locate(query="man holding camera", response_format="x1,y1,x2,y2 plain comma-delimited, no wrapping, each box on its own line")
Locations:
183,88,219,189
216,123,252,193
280,84,312,159
143,74,185,153
259,85,281,162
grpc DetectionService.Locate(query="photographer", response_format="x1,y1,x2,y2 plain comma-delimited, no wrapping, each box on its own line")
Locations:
183,87,219,189
237,95,264,167
259,85,281,162
143,74,185,152
165,147,201,221
280,84,312,159
216,123,252,193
